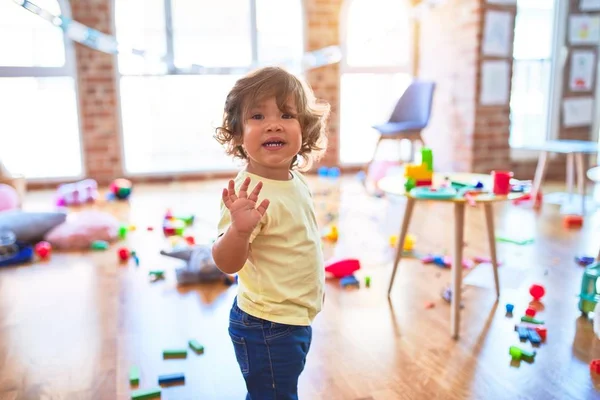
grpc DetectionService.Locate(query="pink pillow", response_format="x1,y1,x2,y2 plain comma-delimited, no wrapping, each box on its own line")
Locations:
44,210,119,250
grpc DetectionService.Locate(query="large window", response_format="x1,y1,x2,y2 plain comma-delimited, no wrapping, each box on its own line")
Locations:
115,0,304,175
0,0,83,179
509,0,555,149
339,0,412,165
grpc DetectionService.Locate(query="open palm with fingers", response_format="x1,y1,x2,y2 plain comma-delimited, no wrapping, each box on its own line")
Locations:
222,177,270,236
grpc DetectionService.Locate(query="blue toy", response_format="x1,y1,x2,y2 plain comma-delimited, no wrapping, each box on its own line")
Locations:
340,274,359,288
506,303,514,313
158,372,185,385
0,230,34,267
579,262,600,315
318,166,341,178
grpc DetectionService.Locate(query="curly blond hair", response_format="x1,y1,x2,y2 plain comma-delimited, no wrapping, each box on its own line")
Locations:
214,67,330,171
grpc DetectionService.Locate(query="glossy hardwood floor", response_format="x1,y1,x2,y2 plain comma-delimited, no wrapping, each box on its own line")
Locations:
1,175,599,400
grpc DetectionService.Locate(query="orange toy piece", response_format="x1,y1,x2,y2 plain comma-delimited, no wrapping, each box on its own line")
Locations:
563,215,583,229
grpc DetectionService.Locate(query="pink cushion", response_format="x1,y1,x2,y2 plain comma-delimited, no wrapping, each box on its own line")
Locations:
44,210,119,250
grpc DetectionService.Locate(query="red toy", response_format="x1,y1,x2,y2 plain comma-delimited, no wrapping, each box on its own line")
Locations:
491,170,513,195
525,307,536,317
534,326,547,341
590,359,600,374
34,241,52,259
118,247,130,262
324,258,360,278
529,284,545,300
563,215,583,229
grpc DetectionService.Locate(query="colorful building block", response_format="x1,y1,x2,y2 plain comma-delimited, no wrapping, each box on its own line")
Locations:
162,349,187,358
158,373,185,385
129,366,140,385
521,316,544,325
527,328,542,345
131,387,161,399
189,339,204,354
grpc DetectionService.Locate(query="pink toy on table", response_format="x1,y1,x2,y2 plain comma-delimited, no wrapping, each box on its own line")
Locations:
55,179,98,206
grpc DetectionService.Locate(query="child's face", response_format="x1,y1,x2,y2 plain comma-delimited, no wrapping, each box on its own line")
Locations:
241,96,302,179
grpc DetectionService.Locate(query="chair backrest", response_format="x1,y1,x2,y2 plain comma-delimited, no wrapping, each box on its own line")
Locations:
388,80,436,125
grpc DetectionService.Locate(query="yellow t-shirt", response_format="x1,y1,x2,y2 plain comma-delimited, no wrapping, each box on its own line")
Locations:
217,169,324,326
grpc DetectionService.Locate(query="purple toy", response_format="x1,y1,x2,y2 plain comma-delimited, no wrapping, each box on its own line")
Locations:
55,179,98,206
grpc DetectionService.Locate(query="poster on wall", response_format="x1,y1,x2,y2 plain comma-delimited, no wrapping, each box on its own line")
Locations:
563,97,594,127
569,15,600,44
480,60,510,106
580,0,600,11
569,50,596,91
482,10,513,57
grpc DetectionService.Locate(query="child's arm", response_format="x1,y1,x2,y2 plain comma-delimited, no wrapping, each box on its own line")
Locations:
212,226,251,274
212,177,269,274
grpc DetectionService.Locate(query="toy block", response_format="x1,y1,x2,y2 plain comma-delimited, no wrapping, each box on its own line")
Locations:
563,214,583,228
534,326,547,341
505,303,514,313
188,339,204,354
415,179,432,187
525,307,536,317
129,366,140,385
340,274,360,288
365,276,371,287
162,349,187,358
521,316,544,325
527,328,542,345
131,387,161,399
590,359,600,374
509,346,536,363
421,148,433,171
158,373,185,385
516,326,529,341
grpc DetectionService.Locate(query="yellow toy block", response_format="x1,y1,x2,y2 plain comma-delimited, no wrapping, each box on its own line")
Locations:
404,164,433,181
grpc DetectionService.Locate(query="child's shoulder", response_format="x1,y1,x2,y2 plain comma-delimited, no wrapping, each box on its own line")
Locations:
291,170,309,187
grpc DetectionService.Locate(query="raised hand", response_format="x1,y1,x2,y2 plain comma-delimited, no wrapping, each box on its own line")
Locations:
222,177,270,237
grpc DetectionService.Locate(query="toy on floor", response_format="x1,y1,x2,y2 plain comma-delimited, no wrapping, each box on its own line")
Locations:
44,210,119,250
576,256,596,267
590,359,600,374
162,210,194,237
160,244,232,284
0,229,34,267
340,274,359,288
55,179,98,207
509,345,536,363
529,284,545,301
0,183,19,211
109,178,132,200
322,225,338,242
579,261,599,315
563,215,583,229
0,210,66,244
34,241,52,259
324,258,360,278
389,233,415,251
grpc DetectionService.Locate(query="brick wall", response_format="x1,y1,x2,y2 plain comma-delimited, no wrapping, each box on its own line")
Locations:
418,0,481,172
304,0,342,169
70,0,121,184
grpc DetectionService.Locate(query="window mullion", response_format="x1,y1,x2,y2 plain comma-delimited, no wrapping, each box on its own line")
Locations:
164,0,176,74
250,0,258,66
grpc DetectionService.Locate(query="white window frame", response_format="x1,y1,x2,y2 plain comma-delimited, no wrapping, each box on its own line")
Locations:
0,0,85,182
113,0,307,177
510,0,566,160
338,0,413,167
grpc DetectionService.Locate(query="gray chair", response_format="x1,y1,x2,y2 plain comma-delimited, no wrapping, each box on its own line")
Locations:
366,80,435,172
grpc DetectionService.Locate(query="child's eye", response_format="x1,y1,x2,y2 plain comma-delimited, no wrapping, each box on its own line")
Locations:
250,114,263,120
282,113,295,119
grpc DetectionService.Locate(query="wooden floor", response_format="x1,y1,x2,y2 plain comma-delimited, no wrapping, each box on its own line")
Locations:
1,176,599,400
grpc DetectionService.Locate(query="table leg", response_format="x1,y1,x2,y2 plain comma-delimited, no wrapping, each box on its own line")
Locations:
575,152,586,215
567,153,574,202
451,202,466,339
484,203,500,298
531,151,548,204
388,197,416,297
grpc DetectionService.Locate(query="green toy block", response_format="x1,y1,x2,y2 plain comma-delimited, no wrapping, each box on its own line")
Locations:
404,177,416,192
131,387,161,399
365,276,371,288
119,225,128,239
163,349,187,358
129,366,140,385
148,270,164,276
189,339,205,354
509,345,536,363
91,240,109,250
421,148,433,171
521,316,544,325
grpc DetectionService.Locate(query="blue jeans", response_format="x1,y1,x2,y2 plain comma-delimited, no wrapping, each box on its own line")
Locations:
228,297,312,400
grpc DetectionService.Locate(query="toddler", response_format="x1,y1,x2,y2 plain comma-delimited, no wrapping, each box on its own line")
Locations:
212,66,330,399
